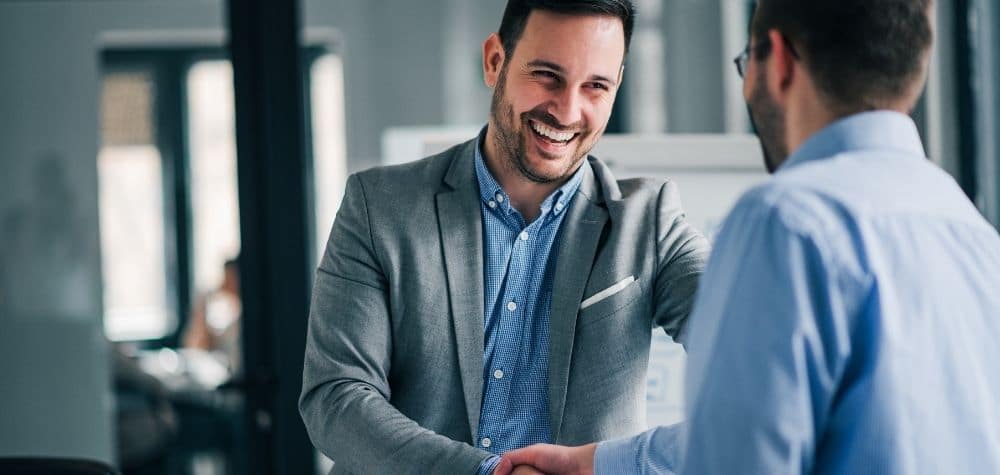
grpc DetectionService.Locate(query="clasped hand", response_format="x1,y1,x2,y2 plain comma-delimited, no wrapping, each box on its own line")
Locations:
492,443,597,475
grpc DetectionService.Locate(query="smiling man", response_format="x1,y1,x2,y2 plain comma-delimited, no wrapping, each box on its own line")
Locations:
298,1,709,474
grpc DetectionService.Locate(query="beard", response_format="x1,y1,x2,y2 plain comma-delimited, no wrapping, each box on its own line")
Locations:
747,67,788,174
488,65,595,184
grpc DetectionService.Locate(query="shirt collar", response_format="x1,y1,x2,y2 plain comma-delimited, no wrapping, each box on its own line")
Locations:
473,131,585,219
779,110,927,173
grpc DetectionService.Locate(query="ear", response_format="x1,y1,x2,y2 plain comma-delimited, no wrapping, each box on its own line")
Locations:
765,29,796,105
616,64,625,90
483,33,506,88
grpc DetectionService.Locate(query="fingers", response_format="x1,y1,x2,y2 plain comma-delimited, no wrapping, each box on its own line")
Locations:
503,443,553,467
511,465,546,475
493,457,514,475
500,443,595,475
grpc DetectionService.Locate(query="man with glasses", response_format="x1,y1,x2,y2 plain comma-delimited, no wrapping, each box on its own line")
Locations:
498,0,1000,473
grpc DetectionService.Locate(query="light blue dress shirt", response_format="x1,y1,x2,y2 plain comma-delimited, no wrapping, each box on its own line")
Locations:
595,111,1000,474
473,137,585,475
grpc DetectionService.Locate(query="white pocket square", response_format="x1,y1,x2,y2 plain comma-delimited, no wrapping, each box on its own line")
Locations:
580,276,636,310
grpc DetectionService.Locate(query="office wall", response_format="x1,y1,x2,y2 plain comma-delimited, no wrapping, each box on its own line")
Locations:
662,0,727,133
925,0,963,178
974,0,1000,226
439,0,507,126
305,0,451,170
0,0,491,463
0,1,226,463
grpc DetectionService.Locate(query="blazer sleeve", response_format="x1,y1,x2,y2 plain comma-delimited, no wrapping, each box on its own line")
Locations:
299,173,491,474
652,180,711,346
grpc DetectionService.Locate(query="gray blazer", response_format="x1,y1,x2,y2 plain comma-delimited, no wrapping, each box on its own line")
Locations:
300,138,709,474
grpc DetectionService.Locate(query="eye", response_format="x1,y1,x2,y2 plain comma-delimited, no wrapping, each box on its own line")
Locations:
532,70,559,80
587,82,610,91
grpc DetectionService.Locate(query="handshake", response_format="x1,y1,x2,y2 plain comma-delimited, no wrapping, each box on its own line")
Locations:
492,443,598,475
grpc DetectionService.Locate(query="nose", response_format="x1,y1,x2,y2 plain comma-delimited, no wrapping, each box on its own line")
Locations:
548,87,584,128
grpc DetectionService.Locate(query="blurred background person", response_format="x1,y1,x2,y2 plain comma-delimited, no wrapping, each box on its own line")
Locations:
183,257,242,376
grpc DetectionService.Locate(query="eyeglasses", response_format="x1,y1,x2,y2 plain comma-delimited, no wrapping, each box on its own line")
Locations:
733,35,798,79
733,37,771,79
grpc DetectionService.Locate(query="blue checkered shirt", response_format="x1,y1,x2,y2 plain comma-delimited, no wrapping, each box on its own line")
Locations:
473,140,585,475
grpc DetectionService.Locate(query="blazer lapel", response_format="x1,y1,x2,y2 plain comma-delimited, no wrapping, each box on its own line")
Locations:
435,140,486,440
549,161,608,440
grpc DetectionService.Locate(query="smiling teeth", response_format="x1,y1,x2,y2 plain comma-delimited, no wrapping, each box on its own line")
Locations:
531,121,575,142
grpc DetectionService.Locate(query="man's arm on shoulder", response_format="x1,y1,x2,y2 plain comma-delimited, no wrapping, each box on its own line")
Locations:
299,174,491,474
653,180,711,344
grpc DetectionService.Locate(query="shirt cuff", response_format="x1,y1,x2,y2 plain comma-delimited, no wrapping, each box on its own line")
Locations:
595,425,683,475
594,434,642,475
476,455,501,475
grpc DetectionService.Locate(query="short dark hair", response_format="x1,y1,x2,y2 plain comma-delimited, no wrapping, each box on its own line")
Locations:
498,0,635,59
752,0,933,112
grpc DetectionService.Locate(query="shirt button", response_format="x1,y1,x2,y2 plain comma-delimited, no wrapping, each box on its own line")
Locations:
493,369,504,379
488,200,497,209
507,301,517,312
481,437,492,448
555,202,565,211
496,194,505,203
519,231,529,241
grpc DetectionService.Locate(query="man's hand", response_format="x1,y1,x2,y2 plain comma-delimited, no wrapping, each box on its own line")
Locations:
493,443,597,475
511,465,545,475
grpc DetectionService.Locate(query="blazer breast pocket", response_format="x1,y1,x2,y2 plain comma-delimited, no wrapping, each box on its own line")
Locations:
577,277,643,328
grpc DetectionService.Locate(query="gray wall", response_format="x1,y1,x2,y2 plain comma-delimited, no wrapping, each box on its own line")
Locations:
0,1,228,463
0,0,491,463
973,0,1000,226
306,0,453,170
440,0,507,126
662,0,727,133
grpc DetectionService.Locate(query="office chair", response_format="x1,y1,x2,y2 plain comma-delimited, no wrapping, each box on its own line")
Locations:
0,458,119,475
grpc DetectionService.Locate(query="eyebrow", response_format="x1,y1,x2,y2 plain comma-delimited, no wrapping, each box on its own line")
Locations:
526,60,618,86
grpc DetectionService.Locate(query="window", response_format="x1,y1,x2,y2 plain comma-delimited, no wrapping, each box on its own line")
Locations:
99,69,173,341
98,46,347,343
187,60,241,296
309,53,348,259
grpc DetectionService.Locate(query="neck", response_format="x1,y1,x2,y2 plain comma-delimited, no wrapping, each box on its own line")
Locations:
784,91,838,160
483,122,570,222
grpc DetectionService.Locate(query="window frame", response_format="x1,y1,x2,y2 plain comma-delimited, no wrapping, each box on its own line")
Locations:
100,46,328,347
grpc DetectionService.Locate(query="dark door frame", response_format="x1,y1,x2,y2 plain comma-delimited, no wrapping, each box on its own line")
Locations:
228,0,317,473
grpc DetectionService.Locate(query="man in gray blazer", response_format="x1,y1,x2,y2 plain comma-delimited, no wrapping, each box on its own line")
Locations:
299,1,709,473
